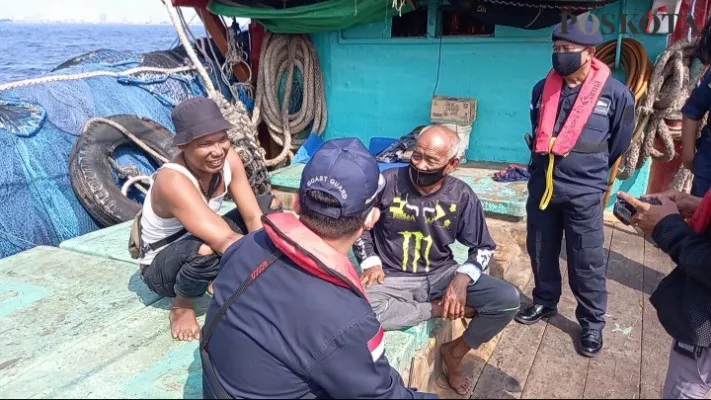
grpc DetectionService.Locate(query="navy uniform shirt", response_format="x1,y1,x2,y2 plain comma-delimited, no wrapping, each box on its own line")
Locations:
354,167,496,277
682,68,711,180
202,229,437,399
528,73,636,201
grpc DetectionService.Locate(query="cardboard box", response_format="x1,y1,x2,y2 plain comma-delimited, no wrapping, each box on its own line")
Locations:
430,96,477,126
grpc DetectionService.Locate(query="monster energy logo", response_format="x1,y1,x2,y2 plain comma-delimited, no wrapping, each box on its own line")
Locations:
400,231,433,273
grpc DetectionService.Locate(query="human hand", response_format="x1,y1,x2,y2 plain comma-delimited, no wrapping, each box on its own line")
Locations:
365,208,380,230
360,265,385,287
617,192,680,235
643,190,702,218
439,273,471,319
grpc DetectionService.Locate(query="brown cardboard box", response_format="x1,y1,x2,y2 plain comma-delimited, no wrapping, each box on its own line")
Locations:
430,96,477,125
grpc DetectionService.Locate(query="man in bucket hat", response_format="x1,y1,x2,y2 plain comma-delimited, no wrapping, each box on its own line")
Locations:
137,97,280,341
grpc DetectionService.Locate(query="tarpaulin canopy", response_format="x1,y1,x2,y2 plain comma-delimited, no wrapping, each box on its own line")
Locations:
207,0,414,33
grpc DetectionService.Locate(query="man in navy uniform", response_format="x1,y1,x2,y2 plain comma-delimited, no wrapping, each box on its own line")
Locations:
200,137,437,399
682,66,711,197
514,18,636,358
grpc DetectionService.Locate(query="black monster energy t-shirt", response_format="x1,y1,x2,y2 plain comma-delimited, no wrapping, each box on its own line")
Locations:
353,167,496,277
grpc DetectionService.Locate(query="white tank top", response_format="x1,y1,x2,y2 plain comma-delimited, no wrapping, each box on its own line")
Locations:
138,161,232,265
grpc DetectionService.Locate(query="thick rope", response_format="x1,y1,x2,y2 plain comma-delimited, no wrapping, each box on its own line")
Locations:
121,175,151,196
252,32,327,167
87,117,170,164
617,39,705,191
0,66,196,92
164,0,272,195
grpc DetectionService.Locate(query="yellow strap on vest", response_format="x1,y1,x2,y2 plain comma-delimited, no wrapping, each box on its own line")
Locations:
539,138,557,210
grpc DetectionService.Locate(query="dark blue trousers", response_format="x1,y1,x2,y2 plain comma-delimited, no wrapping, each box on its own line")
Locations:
692,134,711,197
691,174,711,197
526,192,607,330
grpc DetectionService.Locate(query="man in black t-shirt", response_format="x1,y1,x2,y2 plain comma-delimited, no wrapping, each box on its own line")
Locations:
354,125,520,396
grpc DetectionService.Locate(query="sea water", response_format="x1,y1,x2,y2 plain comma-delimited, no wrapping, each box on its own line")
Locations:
0,22,207,83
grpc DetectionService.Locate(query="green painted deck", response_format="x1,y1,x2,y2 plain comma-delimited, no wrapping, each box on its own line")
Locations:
58,202,237,264
270,162,529,219
2,222,439,398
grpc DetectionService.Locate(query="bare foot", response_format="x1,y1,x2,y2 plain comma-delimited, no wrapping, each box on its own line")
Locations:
170,307,200,341
440,340,473,396
170,296,200,341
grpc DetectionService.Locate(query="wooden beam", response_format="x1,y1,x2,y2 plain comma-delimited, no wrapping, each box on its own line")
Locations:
195,8,252,84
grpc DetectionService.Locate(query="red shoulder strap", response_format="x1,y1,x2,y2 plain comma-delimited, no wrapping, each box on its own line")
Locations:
689,190,711,234
262,213,367,299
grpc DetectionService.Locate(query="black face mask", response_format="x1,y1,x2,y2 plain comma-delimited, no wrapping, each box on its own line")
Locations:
409,162,448,187
552,51,584,77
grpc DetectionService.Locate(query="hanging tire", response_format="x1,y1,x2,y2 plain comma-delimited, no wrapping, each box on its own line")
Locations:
69,115,179,227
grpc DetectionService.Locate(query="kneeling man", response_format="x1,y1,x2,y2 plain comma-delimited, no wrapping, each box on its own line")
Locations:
138,97,277,341
355,125,521,395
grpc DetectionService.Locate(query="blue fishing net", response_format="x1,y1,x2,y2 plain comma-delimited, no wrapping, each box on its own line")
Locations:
0,48,218,259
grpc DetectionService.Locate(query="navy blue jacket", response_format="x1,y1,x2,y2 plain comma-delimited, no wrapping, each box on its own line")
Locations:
682,68,711,180
202,229,437,399
650,213,711,347
528,73,636,202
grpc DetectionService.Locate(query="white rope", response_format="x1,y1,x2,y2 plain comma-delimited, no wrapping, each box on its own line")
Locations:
163,0,272,195
163,0,216,94
252,32,328,167
0,66,197,92
122,175,151,196
84,117,170,164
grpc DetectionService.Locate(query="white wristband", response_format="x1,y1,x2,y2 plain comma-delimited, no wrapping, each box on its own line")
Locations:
360,256,382,270
456,263,482,284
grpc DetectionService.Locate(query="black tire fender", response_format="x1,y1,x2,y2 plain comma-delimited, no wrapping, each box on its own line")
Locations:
70,115,179,227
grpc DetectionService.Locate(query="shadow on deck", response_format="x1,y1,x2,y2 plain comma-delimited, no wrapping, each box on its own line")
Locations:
464,217,676,399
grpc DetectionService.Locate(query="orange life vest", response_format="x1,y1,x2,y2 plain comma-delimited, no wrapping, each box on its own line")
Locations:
533,57,611,210
533,57,611,156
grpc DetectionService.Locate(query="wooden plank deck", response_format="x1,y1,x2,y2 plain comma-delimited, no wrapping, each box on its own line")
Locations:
465,216,676,399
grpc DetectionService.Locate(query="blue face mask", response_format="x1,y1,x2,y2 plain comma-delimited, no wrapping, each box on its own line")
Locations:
552,51,584,77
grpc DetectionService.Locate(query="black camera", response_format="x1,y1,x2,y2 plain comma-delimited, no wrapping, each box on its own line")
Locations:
613,196,661,225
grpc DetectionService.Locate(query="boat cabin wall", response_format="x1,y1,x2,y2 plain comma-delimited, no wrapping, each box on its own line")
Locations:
310,0,669,199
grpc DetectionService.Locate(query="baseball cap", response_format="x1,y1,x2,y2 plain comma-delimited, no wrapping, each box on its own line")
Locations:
300,137,385,218
172,97,233,146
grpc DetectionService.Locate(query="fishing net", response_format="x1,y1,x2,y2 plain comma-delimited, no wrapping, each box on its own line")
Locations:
0,48,221,259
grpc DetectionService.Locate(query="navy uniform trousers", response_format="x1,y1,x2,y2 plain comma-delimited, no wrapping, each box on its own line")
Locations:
526,191,607,330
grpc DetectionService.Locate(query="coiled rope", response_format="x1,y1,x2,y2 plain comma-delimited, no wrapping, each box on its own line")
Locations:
252,32,328,168
616,39,706,191
163,0,272,195
594,38,653,203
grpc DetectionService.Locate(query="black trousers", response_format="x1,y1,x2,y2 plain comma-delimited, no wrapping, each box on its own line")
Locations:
526,192,607,330
142,194,281,299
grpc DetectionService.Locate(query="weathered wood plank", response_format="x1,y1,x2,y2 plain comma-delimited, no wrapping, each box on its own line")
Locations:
583,223,644,398
641,242,675,399
1,297,206,399
472,255,541,399
520,250,589,398
0,246,158,391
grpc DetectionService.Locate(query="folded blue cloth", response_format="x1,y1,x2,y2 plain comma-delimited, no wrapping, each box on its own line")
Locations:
493,165,530,182
291,132,325,164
